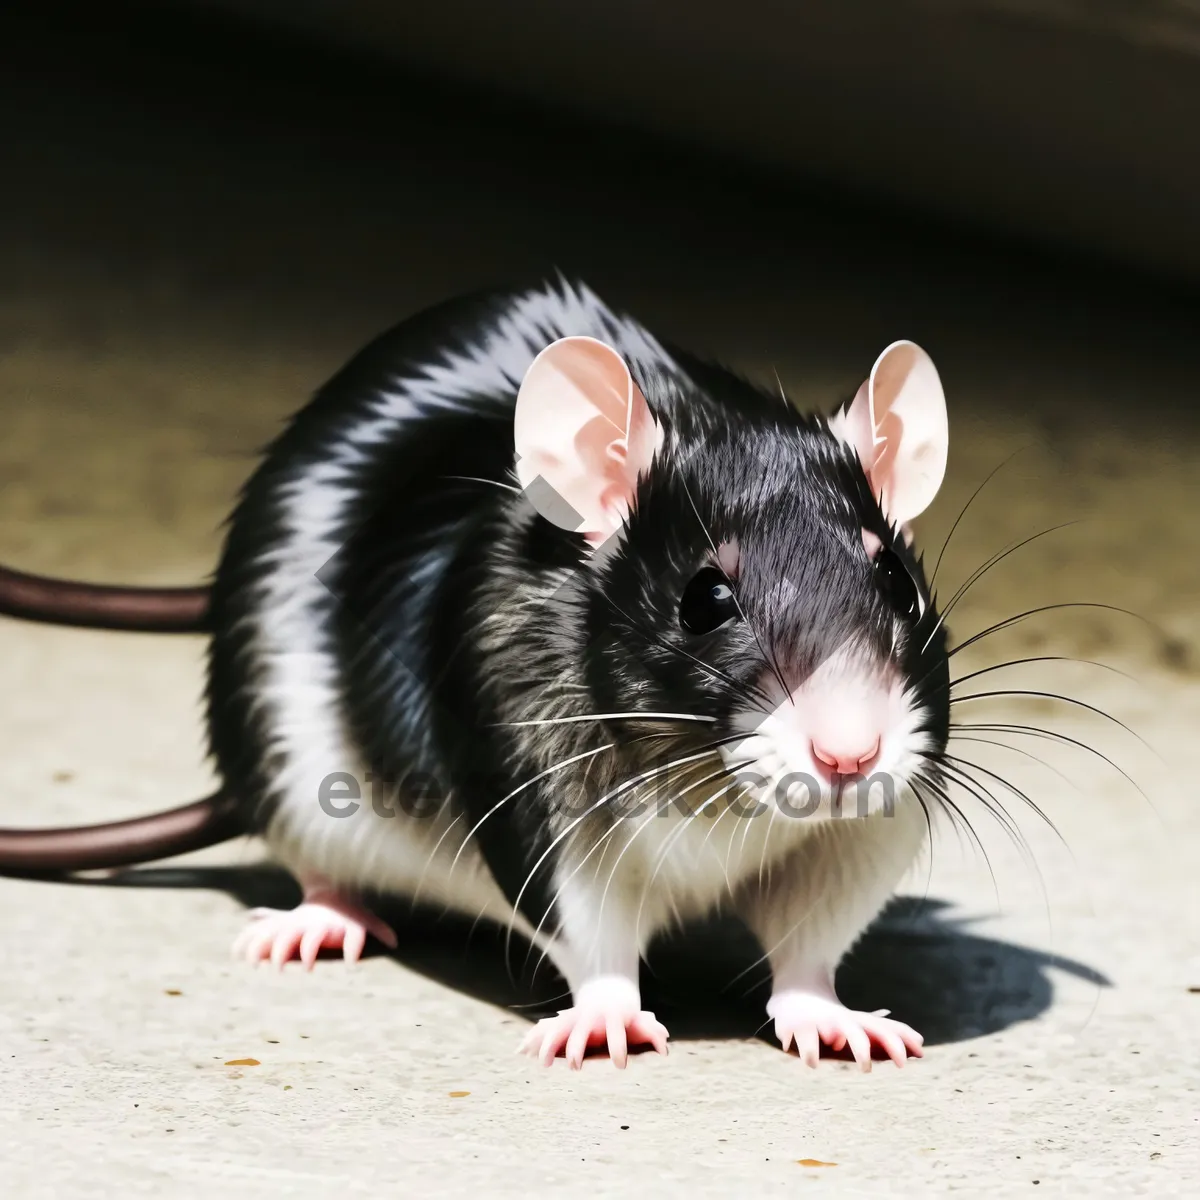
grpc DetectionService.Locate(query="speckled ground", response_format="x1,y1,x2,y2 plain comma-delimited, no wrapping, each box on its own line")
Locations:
0,23,1198,1198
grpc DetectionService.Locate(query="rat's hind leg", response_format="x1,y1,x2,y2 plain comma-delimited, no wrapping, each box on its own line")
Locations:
232,874,398,969
231,776,510,970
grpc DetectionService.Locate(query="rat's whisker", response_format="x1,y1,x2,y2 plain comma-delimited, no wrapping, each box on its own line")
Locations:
945,752,1099,934
504,740,746,962
530,765,750,985
757,794,783,887
921,522,1078,654
911,773,1001,911
906,600,1152,708
937,757,1039,866
913,783,936,908
450,743,615,874
948,655,1137,691
633,769,759,945
949,720,1153,811
727,894,823,996
944,753,1064,846
950,687,1160,760
506,987,574,1012
772,365,790,407
937,758,1051,922
526,758,745,977
948,602,1155,660
493,712,717,728
598,761,749,944
694,777,750,890
948,732,1080,793
929,445,1031,588
411,811,462,908
441,474,522,494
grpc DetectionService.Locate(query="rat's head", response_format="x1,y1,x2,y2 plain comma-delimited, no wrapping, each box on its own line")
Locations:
514,336,950,819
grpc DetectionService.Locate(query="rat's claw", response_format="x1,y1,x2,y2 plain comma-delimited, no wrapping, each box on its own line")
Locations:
299,923,329,971
270,923,306,970
627,1011,669,1057
768,991,923,1070
565,1019,592,1069
842,1021,873,1071
236,919,285,965
605,1016,628,1070
341,921,368,965
793,1022,821,1069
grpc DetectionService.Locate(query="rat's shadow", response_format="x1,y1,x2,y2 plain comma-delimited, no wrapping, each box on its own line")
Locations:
59,864,1107,1046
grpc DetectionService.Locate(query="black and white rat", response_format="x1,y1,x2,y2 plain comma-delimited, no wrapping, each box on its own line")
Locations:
205,277,951,1069
0,277,951,1069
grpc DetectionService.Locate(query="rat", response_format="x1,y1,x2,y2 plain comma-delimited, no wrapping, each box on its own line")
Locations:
0,277,952,1070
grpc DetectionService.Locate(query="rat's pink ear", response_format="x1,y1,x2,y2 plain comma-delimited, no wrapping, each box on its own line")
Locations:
514,336,662,543
832,340,948,526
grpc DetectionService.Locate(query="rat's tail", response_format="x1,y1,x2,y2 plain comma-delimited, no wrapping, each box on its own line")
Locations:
0,789,244,876
0,563,211,633
0,566,235,875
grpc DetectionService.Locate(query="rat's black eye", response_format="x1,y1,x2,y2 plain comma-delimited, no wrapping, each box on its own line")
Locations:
873,549,921,619
679,567,740,635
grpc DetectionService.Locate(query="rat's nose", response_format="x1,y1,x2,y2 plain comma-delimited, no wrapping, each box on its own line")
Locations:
810,736,881,781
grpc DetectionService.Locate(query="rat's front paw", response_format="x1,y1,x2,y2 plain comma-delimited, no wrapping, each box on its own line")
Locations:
768,990,923,1071
518,976,670,1069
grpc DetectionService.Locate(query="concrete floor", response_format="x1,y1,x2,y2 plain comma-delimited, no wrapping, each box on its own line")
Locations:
0,15,1198,1197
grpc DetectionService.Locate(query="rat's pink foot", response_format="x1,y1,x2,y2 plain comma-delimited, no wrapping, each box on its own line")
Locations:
232,890,397,969
768,990,924,1071
518,976,670,1069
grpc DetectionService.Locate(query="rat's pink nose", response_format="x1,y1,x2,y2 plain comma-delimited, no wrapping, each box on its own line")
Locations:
811,736,881,780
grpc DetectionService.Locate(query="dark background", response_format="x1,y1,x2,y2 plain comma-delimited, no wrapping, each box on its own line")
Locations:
172,0,1200,281
4,0,1198,398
